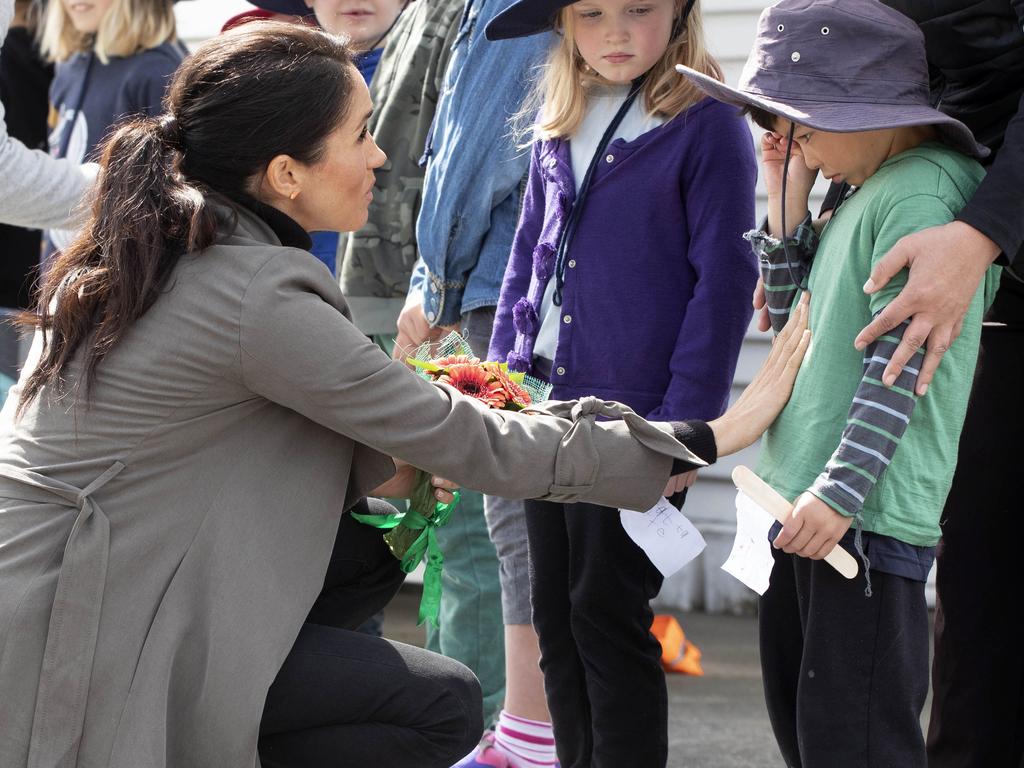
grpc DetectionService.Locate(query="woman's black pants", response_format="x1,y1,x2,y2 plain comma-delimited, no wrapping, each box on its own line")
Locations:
258,498,484,768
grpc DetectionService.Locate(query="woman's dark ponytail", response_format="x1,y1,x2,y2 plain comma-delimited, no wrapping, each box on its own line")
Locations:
18,115,219,413
18,22,355,415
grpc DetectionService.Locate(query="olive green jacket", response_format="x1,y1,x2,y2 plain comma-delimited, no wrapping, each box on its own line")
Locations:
340,0,463,334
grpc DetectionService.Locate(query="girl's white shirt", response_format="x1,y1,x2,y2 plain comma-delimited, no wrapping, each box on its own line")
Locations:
534,85,666,361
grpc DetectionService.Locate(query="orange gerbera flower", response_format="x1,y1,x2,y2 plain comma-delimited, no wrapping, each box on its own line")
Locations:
482,362,532,409
438,364,508,409
433,354,481,368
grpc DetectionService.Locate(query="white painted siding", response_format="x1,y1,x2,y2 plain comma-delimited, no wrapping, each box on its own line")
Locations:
175,0,253,48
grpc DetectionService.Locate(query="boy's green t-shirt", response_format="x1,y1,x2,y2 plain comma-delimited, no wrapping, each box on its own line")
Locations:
757,143,1000,547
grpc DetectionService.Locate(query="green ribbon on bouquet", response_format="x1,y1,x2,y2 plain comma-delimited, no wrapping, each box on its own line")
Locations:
352,489,460,628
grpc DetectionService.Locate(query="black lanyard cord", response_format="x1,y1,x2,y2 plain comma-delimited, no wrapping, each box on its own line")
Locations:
552,75,645,307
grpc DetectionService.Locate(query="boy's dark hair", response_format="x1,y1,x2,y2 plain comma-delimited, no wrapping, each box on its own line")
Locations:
743,104,780,133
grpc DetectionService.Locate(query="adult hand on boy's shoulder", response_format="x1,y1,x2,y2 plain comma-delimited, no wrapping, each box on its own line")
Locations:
773,491,853,561
854,221,1000,395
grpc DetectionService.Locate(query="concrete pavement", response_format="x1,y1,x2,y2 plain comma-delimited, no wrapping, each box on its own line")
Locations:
384,587,780,767
384,585,934,768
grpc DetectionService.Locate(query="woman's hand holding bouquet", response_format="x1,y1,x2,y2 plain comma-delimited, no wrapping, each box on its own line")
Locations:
355,333,550,627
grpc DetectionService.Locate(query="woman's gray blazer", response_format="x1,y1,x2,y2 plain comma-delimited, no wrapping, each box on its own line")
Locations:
0,206,697,767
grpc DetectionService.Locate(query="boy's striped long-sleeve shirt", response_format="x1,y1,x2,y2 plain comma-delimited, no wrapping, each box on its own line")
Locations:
746,214,924,519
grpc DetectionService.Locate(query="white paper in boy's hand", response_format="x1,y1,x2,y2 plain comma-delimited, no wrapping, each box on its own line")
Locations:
618,497,706,578
721,491,778,595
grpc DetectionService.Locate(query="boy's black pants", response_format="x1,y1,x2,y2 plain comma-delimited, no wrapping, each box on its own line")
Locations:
525,498,668,768
927,325,1024,768
760,547,929,768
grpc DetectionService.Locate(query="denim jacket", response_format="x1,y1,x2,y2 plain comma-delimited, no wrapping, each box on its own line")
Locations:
411,0,552,326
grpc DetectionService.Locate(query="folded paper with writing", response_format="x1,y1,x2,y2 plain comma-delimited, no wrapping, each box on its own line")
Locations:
619,496,706,578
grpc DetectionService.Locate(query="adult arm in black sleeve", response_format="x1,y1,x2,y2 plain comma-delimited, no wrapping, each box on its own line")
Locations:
956,86,1024,268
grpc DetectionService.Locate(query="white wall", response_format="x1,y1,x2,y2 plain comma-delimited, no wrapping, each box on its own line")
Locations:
175,0,255,47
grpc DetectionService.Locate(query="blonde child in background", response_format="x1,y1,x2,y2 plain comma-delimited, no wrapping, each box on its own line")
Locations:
42,0,184,199
484,0,757,765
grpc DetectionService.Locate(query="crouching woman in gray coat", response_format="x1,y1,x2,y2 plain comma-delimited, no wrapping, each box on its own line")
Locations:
0,21,809,768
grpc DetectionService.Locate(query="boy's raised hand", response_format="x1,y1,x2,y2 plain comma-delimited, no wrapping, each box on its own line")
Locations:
760,131,818,202
773,491,853,560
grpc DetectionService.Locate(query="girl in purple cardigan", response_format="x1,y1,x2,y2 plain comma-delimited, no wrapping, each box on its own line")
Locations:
483,0,756,765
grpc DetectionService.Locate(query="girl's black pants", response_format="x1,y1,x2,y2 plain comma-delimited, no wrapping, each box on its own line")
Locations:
525,498,669,768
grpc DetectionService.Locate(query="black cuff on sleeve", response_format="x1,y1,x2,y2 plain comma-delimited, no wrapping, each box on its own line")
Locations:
669,420,717,473
955,206,1023,270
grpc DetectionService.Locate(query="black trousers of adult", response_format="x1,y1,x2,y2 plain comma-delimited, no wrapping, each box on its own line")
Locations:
525,498,668,768
258,498,484,768
927,325,1024,768
759,546,929,768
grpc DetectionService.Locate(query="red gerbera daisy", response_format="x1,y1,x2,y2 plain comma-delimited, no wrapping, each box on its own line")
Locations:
438,364,508,409
482,362,532,409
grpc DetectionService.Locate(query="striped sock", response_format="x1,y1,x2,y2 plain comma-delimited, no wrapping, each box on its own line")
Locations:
493,710,558,768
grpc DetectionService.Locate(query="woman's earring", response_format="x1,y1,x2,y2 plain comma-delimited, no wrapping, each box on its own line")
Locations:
289,191,299,201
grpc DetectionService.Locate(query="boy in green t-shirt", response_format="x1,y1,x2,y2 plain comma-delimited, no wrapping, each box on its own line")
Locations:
677,1,1000,765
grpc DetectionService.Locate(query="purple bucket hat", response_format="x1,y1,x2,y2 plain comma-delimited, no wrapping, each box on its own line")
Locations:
675,0,988,159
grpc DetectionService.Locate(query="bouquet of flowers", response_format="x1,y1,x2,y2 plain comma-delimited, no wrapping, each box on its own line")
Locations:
353,332,550,626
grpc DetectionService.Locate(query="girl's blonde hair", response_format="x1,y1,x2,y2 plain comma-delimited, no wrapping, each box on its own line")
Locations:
40,0,177,64
520,0,721,142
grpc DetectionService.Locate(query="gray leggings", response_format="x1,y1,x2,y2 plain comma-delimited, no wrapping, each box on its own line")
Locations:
462,307,532,627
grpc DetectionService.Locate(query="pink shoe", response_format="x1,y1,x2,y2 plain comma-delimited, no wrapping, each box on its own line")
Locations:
451,731,560,768
452,732,509,768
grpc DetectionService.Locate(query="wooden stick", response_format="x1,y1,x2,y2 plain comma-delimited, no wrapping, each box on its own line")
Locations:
732,466,858,580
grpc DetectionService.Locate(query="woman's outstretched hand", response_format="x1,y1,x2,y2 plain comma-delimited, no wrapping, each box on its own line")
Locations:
708,293,811,457
371,459,459,504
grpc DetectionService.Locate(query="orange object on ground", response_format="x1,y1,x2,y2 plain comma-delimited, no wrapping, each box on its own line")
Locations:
650,614,704,676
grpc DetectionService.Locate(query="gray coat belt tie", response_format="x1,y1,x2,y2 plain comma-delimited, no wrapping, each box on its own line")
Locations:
0,461,125,768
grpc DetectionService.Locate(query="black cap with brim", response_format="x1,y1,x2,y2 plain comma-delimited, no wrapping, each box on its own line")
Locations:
487,0,696,41
485,0,574,40
246,0,314,17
